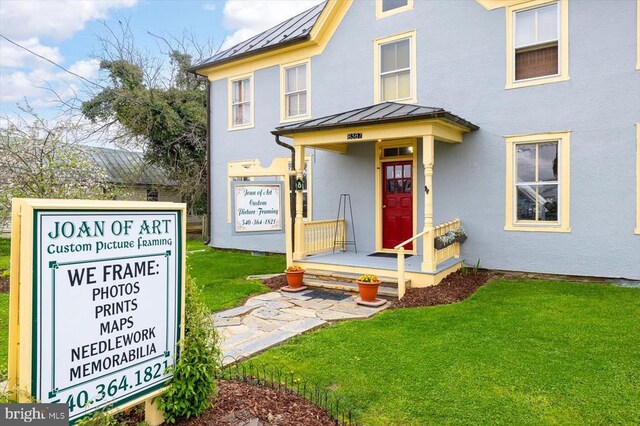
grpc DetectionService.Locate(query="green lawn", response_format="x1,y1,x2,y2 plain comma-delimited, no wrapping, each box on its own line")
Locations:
253,280,640,425
0,238,9,271
186,240,285,312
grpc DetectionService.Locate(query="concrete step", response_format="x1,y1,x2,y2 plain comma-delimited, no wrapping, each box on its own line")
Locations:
303,268,409,289
303,278,398,298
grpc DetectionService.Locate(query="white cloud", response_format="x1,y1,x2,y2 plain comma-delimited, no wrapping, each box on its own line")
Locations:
0,0,134,113
0,58,100,104
0,37,63,68
0,0,138,41
221,0,323,50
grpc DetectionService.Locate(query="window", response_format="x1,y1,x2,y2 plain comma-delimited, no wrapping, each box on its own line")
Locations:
375,0,413,18
228,73,253,129
288,158,312,220
505,132,570,232
506,0,569,89
281,59,311,122
374,31,416,103
146,188,159,201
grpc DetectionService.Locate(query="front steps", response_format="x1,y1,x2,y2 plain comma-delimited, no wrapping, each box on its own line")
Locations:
303,269,410,298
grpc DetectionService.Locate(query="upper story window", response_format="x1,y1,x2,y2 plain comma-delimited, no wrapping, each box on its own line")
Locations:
281,59,311,122
505,131,571,232
228,73,254,130
376,0,413,19
374,31,416,103
506,0,569,89
514,3,558,80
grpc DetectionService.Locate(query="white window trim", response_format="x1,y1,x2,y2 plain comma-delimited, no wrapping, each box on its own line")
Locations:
280,58,312,123
373,30,417,104
505,0,569,89
505,131,571,232
375,0,414,19
227,72,254,131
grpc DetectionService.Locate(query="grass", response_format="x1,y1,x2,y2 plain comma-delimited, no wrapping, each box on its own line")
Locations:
253,279,640,425
0,238,9,271
186,240,285,312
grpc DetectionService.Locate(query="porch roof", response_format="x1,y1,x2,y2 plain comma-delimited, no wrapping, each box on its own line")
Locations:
272,102,479,136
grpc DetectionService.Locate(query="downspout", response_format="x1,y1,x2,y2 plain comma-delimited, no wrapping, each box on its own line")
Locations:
275,135,296,250
204,78,212,245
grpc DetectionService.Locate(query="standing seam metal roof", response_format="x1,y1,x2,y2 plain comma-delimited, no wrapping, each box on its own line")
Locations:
191,1,327,71
83,146,177,187
272,102,479,135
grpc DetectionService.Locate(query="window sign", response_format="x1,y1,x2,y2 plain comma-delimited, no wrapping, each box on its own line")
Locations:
232,182,284,233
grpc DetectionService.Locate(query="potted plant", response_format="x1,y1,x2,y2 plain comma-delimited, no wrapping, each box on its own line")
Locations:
284,265,305,289
356,274,381,302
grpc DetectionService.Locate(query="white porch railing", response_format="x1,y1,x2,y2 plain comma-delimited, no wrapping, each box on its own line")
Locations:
303,219,345,255
434,219,462,265
395,218,462,299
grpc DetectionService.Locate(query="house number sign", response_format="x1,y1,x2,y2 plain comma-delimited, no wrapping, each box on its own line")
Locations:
346,132,363,140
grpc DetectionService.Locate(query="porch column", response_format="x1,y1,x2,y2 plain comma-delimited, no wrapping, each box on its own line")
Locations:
293,145,306,260
421,135,436,273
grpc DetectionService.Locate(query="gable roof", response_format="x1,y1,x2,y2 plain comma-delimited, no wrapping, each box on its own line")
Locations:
272,102,479,135
191,1,327,72
84,146,176,187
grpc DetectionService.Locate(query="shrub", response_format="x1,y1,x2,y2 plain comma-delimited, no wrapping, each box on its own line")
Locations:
157,276,220,423
358,274,379,283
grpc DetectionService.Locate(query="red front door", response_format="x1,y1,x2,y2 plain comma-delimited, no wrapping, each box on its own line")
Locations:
382,161,413,250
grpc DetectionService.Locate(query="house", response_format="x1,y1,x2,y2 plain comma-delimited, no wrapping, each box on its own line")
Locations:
191,0,640,292
85,146,181,203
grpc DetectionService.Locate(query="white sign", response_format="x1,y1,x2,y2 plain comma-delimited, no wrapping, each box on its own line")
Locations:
32,210,182,421
233,183,283,233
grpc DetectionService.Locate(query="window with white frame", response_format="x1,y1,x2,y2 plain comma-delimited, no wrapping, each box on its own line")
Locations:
231,77,251,127
514,141,559,223
383,0,407,12
284,64,308,119
513,2,559,81
379,37,411,101
505,131,570,232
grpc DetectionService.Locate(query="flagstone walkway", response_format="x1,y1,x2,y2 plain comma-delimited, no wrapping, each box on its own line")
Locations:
213,289,389,365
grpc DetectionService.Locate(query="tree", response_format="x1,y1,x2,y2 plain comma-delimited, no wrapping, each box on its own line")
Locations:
81,21,215,214
0,105,122,228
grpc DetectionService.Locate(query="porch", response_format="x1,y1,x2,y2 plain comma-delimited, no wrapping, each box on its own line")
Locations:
273,102,478,297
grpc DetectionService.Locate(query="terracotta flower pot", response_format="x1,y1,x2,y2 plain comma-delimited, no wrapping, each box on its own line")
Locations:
285,270,305,288
356,280,381,302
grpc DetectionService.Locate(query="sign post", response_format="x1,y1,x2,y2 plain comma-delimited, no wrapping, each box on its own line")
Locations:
8,199,186,424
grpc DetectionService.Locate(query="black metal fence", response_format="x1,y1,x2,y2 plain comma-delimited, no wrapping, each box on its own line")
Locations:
216,355,360,425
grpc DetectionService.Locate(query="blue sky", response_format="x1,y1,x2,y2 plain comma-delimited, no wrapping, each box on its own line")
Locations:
0,0,322,119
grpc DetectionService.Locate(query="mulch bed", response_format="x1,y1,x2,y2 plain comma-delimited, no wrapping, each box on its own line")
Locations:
393,270,493,309
116,380,336,426
0,275,9,293
262,274,288,291
174,380,335,426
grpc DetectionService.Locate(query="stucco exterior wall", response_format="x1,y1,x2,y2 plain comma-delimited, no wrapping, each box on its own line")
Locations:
209,0,639,279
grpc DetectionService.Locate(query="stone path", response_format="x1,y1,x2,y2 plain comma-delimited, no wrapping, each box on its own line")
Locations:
213,289,389,365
